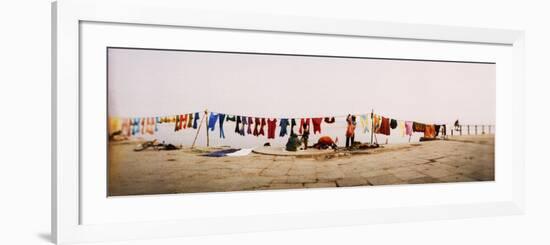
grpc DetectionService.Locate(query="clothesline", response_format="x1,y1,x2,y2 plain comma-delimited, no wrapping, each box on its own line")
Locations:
109,109,459,143
111,110,459,130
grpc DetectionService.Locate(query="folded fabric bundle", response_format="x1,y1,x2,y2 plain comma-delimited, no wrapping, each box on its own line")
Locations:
203,148,240,157
226,148,253,157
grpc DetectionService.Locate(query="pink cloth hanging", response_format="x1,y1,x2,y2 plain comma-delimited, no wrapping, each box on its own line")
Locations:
405,121,413,136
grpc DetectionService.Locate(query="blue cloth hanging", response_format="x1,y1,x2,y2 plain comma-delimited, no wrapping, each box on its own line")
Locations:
208,113,219,131
218,113,226,139
279,118,289,137
193,112,200,129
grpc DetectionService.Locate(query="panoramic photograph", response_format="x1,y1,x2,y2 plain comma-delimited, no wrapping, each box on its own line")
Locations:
107,47,495,196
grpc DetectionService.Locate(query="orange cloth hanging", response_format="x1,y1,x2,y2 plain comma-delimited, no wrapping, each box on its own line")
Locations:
424,125,436,138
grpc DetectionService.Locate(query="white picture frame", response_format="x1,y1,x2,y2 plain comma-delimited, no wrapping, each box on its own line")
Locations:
52,0,525,244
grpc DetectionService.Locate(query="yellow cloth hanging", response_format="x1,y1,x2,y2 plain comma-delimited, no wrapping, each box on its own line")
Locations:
108,117,122,136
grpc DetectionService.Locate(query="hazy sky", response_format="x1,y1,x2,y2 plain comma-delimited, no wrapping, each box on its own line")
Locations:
108,48,495,125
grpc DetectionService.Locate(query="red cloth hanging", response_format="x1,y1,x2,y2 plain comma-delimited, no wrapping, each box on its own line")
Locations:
267,118,277,139
253,117,260,136
311,118,323,134
259,118,266,136
378,117,391,136
181,114,188,129
247,117,253,134
140,118,145,135
299,118,310,134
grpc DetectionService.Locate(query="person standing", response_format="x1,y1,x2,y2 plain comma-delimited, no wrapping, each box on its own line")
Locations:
346,114,357,148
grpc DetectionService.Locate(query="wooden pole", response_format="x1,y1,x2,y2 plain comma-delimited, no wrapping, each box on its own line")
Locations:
467,125,470,135
482,125,485,134
475,125,478,135
459,125,462,135
191,112,206,149
204,110,210,147
370,109,374,145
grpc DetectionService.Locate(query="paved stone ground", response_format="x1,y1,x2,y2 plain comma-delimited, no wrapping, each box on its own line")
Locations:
108,135,494,196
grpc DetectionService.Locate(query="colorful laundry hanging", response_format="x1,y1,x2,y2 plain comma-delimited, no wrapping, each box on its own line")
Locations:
174,115,181,131
247,117,253,135
226,115,236,122
143,118,145,135
193,112,200,129
299,118,310,134
390,119,398,129
373,114,381,132
434,124,441,137
207,112,218,131
145,117,155,135
424,124,436,138
108,117,122,136
114,110,451,143
377,117,391,136
259,118,266,136
311,118,323,134
253,117,261,136
324,117,335,124
413,122,426,132
398,120,405,137
182,114,188,129
290,118,297,135
240,116,247,136
405,121,413,136
234,116,241,133
218,113,226,138
187,113,193,128
267,118,277,139
359,114,370,134
279,118,289,137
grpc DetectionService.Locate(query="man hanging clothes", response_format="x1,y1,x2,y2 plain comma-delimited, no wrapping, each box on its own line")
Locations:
345,114,357,148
